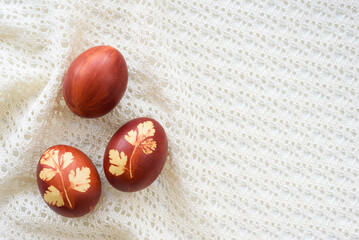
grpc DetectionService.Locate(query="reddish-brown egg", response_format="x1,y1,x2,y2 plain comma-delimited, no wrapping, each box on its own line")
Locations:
63,45,128,118
37,145,101,217
103,117,168,192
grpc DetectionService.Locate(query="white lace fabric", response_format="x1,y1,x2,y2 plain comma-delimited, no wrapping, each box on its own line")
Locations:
1,0,359,239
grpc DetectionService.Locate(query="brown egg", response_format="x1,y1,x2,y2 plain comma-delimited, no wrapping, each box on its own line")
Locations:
63,45,128,118
103,118,168,192
37,145,101,217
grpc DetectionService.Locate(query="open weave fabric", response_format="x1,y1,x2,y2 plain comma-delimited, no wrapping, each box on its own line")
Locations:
1,0,359,239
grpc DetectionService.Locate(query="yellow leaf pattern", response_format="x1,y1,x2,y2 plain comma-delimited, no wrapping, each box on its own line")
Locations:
39,167,57,181
39,149,91,208
111,121,157,178
109,149,128,176
40,149,59,171
39,150,74,182
137,121,155,140
68,167,91,192
124,120,157,155
140,138,157,154
43,185,64,207
61,152,74,170
124,130,137,145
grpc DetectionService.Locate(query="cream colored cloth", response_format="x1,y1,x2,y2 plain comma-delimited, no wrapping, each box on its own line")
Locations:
1,0,359,239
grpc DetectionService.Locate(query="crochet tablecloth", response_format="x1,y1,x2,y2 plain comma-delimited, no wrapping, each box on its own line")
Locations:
1,0,358,239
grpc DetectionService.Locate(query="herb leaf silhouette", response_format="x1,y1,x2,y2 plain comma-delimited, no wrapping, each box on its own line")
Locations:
39,149,91,209
39,149,74,181
110,120,157,178
43,185,64,207
68,167,91,192
109,149,128,176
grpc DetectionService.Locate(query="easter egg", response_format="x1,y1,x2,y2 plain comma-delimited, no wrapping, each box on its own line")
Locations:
103,118,168,192
63,45,128,118
37,145,101,217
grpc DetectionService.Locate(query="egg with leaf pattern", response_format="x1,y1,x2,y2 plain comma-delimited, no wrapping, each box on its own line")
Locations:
103,117,168,192
37,145,101,217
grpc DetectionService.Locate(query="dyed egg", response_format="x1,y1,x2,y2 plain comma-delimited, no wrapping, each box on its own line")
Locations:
63,45,128,118
37,145,101,217
103,117,168,192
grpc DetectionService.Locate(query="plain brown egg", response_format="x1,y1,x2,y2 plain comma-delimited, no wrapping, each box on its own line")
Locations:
63,45,128,118
37,145,101,217
103,117,168,192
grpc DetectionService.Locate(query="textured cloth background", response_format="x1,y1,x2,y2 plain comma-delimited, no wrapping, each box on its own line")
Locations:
0,0,359,239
